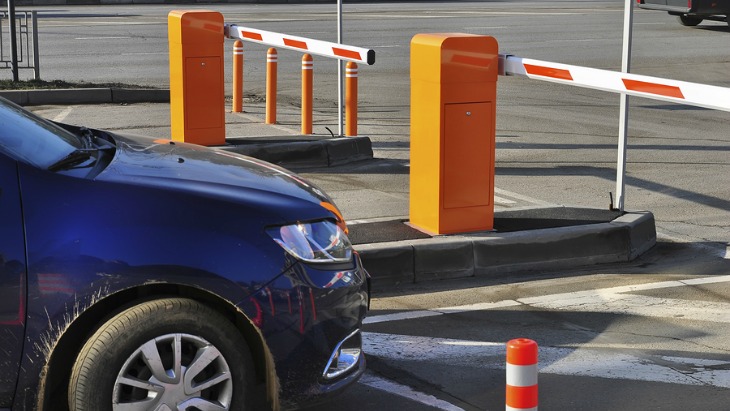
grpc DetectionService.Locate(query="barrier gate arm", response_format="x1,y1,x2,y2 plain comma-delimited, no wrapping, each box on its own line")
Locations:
225,24,375,65
499,54,730,112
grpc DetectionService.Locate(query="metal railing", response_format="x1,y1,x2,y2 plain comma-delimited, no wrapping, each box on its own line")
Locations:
0,10,40,80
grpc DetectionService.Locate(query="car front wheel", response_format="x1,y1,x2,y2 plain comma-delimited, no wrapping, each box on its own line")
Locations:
678,14,703,26
68,298,253,411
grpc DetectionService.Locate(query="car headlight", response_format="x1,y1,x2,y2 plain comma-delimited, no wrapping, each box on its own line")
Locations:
268,220,353,264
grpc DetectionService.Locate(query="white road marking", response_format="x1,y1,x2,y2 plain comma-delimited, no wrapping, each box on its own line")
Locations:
44,22,159,27
360,373,466,411
364,332,730,388
121,52,167,56
494,187,554,206
365,275,730,325
52,106,74,123
444,11,585,16
494,195,517,205
74,36,132,40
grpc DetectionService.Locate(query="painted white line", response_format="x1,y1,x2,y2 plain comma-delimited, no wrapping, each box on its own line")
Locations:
52,106,74,123
74,36,132,40
494,195,517,205
360,373,466,411
365,275,730,325
494,187,554,206
541,348,730,388
447,11,584,16
364,310,442,325
354,14,455,19
121,52,167,56
526,293,730,324
364,332,730,388
45,22,158,27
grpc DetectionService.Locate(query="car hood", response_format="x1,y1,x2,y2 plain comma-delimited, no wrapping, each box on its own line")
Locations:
96,133,334,219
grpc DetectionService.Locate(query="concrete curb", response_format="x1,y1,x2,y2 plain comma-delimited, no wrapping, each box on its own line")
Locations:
355,211,657,290
219,136,373,168
0,88,169,106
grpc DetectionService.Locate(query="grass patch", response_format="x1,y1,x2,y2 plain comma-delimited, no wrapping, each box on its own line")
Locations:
0,79,153,90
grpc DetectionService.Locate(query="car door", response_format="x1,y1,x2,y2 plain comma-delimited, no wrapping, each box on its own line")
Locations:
0,153,26,407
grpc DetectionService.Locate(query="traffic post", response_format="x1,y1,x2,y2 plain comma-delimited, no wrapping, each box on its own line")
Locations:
225,23,375,136
232,40,243,113
302,54,313,135
345,61,358,137
506,338,539,411
266,48,278,124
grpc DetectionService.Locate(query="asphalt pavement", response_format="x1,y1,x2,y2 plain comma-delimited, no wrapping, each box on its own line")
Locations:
8,88,657,291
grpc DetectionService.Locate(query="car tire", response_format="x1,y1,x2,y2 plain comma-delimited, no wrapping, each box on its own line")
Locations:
678,14,703,26
68,297,254,411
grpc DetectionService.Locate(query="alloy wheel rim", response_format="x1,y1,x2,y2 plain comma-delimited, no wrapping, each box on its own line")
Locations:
112,333,233,411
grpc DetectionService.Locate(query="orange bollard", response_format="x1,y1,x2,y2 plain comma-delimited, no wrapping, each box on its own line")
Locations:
345,61,358,137
232,40,244,113
506,338,538,411
301,54,313,135
266,48,277,124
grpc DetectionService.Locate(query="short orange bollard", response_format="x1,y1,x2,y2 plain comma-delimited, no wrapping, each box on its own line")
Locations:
410,33,499,234
506,338,538,411
345,61,358,137
266,48,277,124
232,40,244,113
168,10,225,146
301,54,313,135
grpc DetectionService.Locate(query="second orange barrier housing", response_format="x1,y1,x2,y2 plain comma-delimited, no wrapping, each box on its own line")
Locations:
409,33,499,235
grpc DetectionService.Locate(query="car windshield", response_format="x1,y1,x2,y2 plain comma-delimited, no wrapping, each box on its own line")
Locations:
0,97,81,169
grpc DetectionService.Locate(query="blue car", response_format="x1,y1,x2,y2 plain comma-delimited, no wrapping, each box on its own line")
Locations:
0,97,369,410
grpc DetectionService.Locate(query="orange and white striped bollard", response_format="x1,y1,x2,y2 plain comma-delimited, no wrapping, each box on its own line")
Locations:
301,54,313,135
232,40,244,113
266,48,277,124
345,61,358,137
506,338,538,411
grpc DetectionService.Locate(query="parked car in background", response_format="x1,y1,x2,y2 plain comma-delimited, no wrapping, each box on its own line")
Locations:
0,96,369,411
637,0,730,27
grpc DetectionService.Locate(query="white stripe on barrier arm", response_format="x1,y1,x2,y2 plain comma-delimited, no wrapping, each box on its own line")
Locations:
499,54,730,112
225,24,375,65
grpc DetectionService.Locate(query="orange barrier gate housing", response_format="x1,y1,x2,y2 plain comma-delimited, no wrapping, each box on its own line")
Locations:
409,33,499,234
168,10,226,146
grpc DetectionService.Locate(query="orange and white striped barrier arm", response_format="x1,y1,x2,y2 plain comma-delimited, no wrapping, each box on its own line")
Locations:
506,338,538,411
225,24,375,66
500,54,730,112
